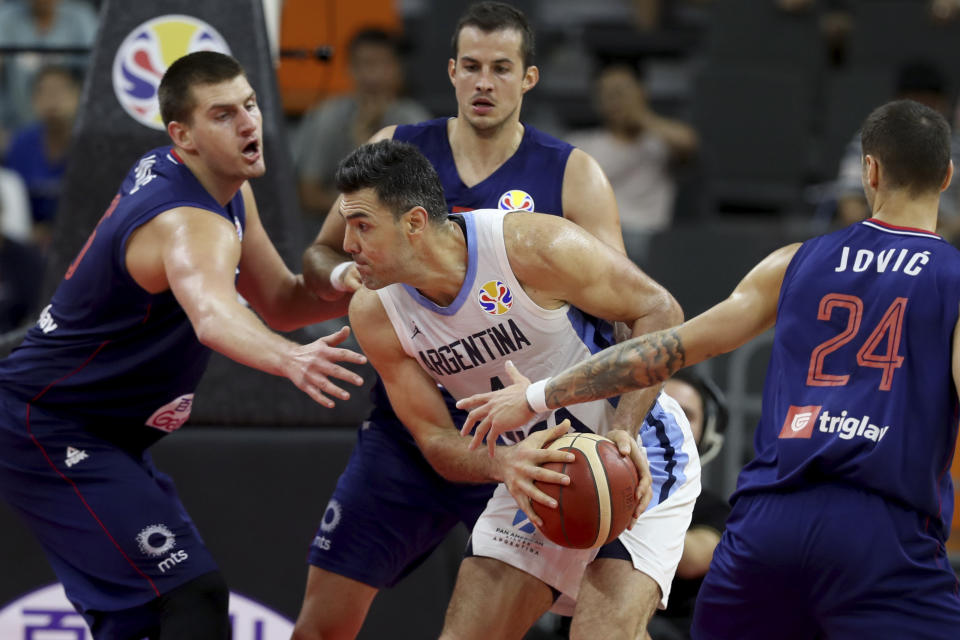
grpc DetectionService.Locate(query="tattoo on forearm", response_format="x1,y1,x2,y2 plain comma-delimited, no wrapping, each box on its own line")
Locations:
546,329,685,408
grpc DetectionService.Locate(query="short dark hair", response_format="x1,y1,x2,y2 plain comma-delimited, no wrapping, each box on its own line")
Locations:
348,28,403,60
158,51,246,126
335,140,448,223
861,99,951,195
451,1,535,68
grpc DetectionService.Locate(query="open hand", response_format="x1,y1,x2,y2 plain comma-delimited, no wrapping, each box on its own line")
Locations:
497,421,575,528
286,325,367,407
457,360,536,457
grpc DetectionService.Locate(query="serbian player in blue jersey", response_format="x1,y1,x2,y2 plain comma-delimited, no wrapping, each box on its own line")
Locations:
0,52,366,640
291,4,654,639
460,99,960,639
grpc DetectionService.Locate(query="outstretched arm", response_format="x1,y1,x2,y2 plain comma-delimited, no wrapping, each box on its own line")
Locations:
562,151,672,455
125,204,367,408
458,242,801,440
235,182,350,329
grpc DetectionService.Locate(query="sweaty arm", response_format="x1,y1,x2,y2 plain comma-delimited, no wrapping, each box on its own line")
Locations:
349,285,576,526
459,241,801,438
235,182,350,329
509,212,682,432
125,204,366,408
561,148,667,429
561,148,626,254
302,125,398,300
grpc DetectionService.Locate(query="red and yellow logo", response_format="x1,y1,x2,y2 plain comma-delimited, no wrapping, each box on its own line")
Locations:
498,189,535,212
112,15,231,130
478,280,513,315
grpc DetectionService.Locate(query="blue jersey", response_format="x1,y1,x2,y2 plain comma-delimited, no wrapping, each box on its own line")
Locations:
733,219,960,538
0,147,245,448
393,118,571,215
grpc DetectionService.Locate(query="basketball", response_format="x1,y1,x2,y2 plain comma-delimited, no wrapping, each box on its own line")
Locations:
532,432,640,549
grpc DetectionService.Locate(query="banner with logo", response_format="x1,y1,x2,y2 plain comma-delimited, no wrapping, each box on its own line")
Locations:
0,583,292,639
112,15,232,130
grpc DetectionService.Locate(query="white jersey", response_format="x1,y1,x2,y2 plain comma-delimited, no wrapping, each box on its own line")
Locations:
376,209,616,442
378,209,701,612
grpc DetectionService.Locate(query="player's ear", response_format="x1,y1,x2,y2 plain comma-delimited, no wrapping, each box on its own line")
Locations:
522,65,539,93
863,154,880,190
448,58,457,86
941,159,954,193
403,206,429,235
167,120,194,152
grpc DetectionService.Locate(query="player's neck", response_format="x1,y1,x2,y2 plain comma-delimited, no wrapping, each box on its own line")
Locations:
410,219,468,307
447,117,524,186
178,151,243,206
870,190,940,232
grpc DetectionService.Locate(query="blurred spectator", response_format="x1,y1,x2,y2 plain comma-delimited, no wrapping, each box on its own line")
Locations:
566,63,697,261
648,369,730,640
0,0,97,142
0,180,44,333
292,28,430,222
834,60,960,239
930,0,960,22
3,64,82,251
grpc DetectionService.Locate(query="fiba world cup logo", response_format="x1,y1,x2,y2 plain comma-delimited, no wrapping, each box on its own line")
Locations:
112,15,231,130
478,280,513,316
498,189,535,212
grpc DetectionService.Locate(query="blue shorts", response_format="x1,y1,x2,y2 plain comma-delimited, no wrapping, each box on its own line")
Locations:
692,484,960,640
307,408,496,588
0,391,219,614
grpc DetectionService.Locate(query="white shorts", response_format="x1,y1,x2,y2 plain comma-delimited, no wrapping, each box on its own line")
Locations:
470,393,701,616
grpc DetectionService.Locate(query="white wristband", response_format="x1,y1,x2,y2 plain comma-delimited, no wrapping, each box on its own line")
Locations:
525,378,551,414
329,261,354,292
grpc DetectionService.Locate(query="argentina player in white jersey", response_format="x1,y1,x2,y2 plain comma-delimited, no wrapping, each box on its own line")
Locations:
336,139,699,640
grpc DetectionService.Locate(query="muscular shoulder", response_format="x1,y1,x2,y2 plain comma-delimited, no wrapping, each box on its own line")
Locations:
348,286,402,358
560,148,624,252
348,286,387,326
502,212,597,293
502,211,584,259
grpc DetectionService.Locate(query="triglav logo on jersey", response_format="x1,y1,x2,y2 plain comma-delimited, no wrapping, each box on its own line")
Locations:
478,280,513,316
498,189,535,212
778,405,821,439
779,404,891,443
113,15,231,130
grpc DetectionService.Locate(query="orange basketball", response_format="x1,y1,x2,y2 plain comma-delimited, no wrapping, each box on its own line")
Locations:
532,433,640,549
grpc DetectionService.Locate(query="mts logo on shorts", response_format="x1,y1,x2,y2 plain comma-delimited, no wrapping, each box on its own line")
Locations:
779,405,822,439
